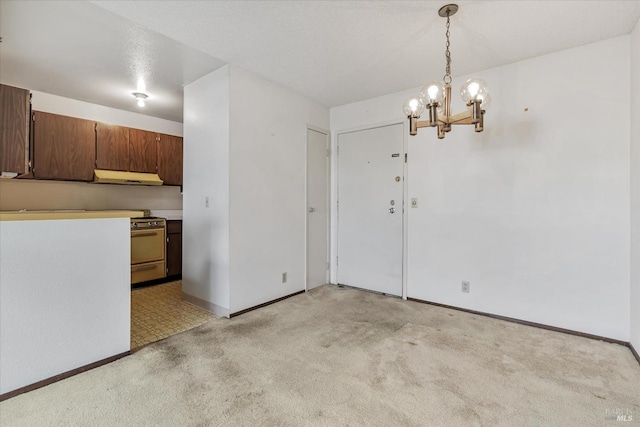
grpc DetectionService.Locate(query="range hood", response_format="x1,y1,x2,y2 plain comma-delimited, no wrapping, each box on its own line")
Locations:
93,169,163,186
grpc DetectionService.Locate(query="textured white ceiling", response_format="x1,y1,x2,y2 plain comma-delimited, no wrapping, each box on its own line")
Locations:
91,0,640,108
0,0,225,122
2,1,639,122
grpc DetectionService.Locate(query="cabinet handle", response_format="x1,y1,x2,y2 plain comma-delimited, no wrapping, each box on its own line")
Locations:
131,264,158,272
131,231,159,238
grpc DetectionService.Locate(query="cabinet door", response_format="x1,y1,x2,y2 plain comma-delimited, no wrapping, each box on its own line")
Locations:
166,220,182,277
32,111,95,181
157,134,183,186
96,123,129,171
0,84,30,174
129,128,157,173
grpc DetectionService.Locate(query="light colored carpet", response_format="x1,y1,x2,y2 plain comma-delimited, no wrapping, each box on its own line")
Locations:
1,284,638,426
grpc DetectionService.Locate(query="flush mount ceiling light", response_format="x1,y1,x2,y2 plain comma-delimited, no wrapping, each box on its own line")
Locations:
403,4,490,139
132,78,149,107
132,92,148,107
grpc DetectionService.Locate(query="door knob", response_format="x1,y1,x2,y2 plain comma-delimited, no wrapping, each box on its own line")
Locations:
389,207,396,214
308,207,316,213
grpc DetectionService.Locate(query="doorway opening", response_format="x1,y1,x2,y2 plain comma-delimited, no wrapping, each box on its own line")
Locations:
306,127,330,291
130,281,214,351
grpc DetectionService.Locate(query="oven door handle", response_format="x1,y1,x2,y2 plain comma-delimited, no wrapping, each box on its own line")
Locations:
131,231,161,238
131,264,159,272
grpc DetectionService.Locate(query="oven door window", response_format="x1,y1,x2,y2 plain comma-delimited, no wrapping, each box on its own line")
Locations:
131,228,165,264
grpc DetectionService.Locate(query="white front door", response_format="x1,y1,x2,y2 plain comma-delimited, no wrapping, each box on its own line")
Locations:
337,123,404,296
306,128,330,290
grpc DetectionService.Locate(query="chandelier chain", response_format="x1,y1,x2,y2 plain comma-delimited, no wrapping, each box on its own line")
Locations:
443,12,452,84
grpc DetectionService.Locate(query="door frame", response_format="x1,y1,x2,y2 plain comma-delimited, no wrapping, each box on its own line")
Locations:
305,125,331,292
333,120,408,300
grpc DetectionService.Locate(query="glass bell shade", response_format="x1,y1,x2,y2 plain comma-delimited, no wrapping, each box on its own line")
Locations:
402,96,425,118
476,93,491,110
460,78,489,104
419,81,445,105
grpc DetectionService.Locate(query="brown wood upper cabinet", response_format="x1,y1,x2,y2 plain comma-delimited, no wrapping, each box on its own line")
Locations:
32,111,96,181
157,134,183,186
129,128,157,174
0,84,30,175
96,123,129,171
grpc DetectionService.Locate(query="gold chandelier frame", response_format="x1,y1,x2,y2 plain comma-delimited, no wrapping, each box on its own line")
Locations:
405,4,489,139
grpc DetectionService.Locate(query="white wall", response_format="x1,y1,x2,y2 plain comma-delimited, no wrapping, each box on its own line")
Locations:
331,36,631,341
0,218,130,395
0,90,184,211
183,65,329,315
183,66,231,317
228,66,329,313
630,19,640,350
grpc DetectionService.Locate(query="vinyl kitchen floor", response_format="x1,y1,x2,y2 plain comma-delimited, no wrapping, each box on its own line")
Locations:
130,280,216,351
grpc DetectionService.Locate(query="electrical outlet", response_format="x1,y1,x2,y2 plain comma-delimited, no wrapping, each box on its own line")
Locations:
462,281,470,293
282,272,287,283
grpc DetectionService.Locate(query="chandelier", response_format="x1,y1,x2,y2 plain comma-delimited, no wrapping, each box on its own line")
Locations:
403,4,490,139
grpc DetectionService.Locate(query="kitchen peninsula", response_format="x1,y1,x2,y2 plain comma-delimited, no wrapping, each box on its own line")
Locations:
0,210,142,399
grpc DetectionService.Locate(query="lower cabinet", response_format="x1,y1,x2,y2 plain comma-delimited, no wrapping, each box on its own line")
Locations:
166,220,182,278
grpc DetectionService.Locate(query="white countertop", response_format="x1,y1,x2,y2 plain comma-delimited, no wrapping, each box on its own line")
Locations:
0,210,145,221
150,209,183,220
